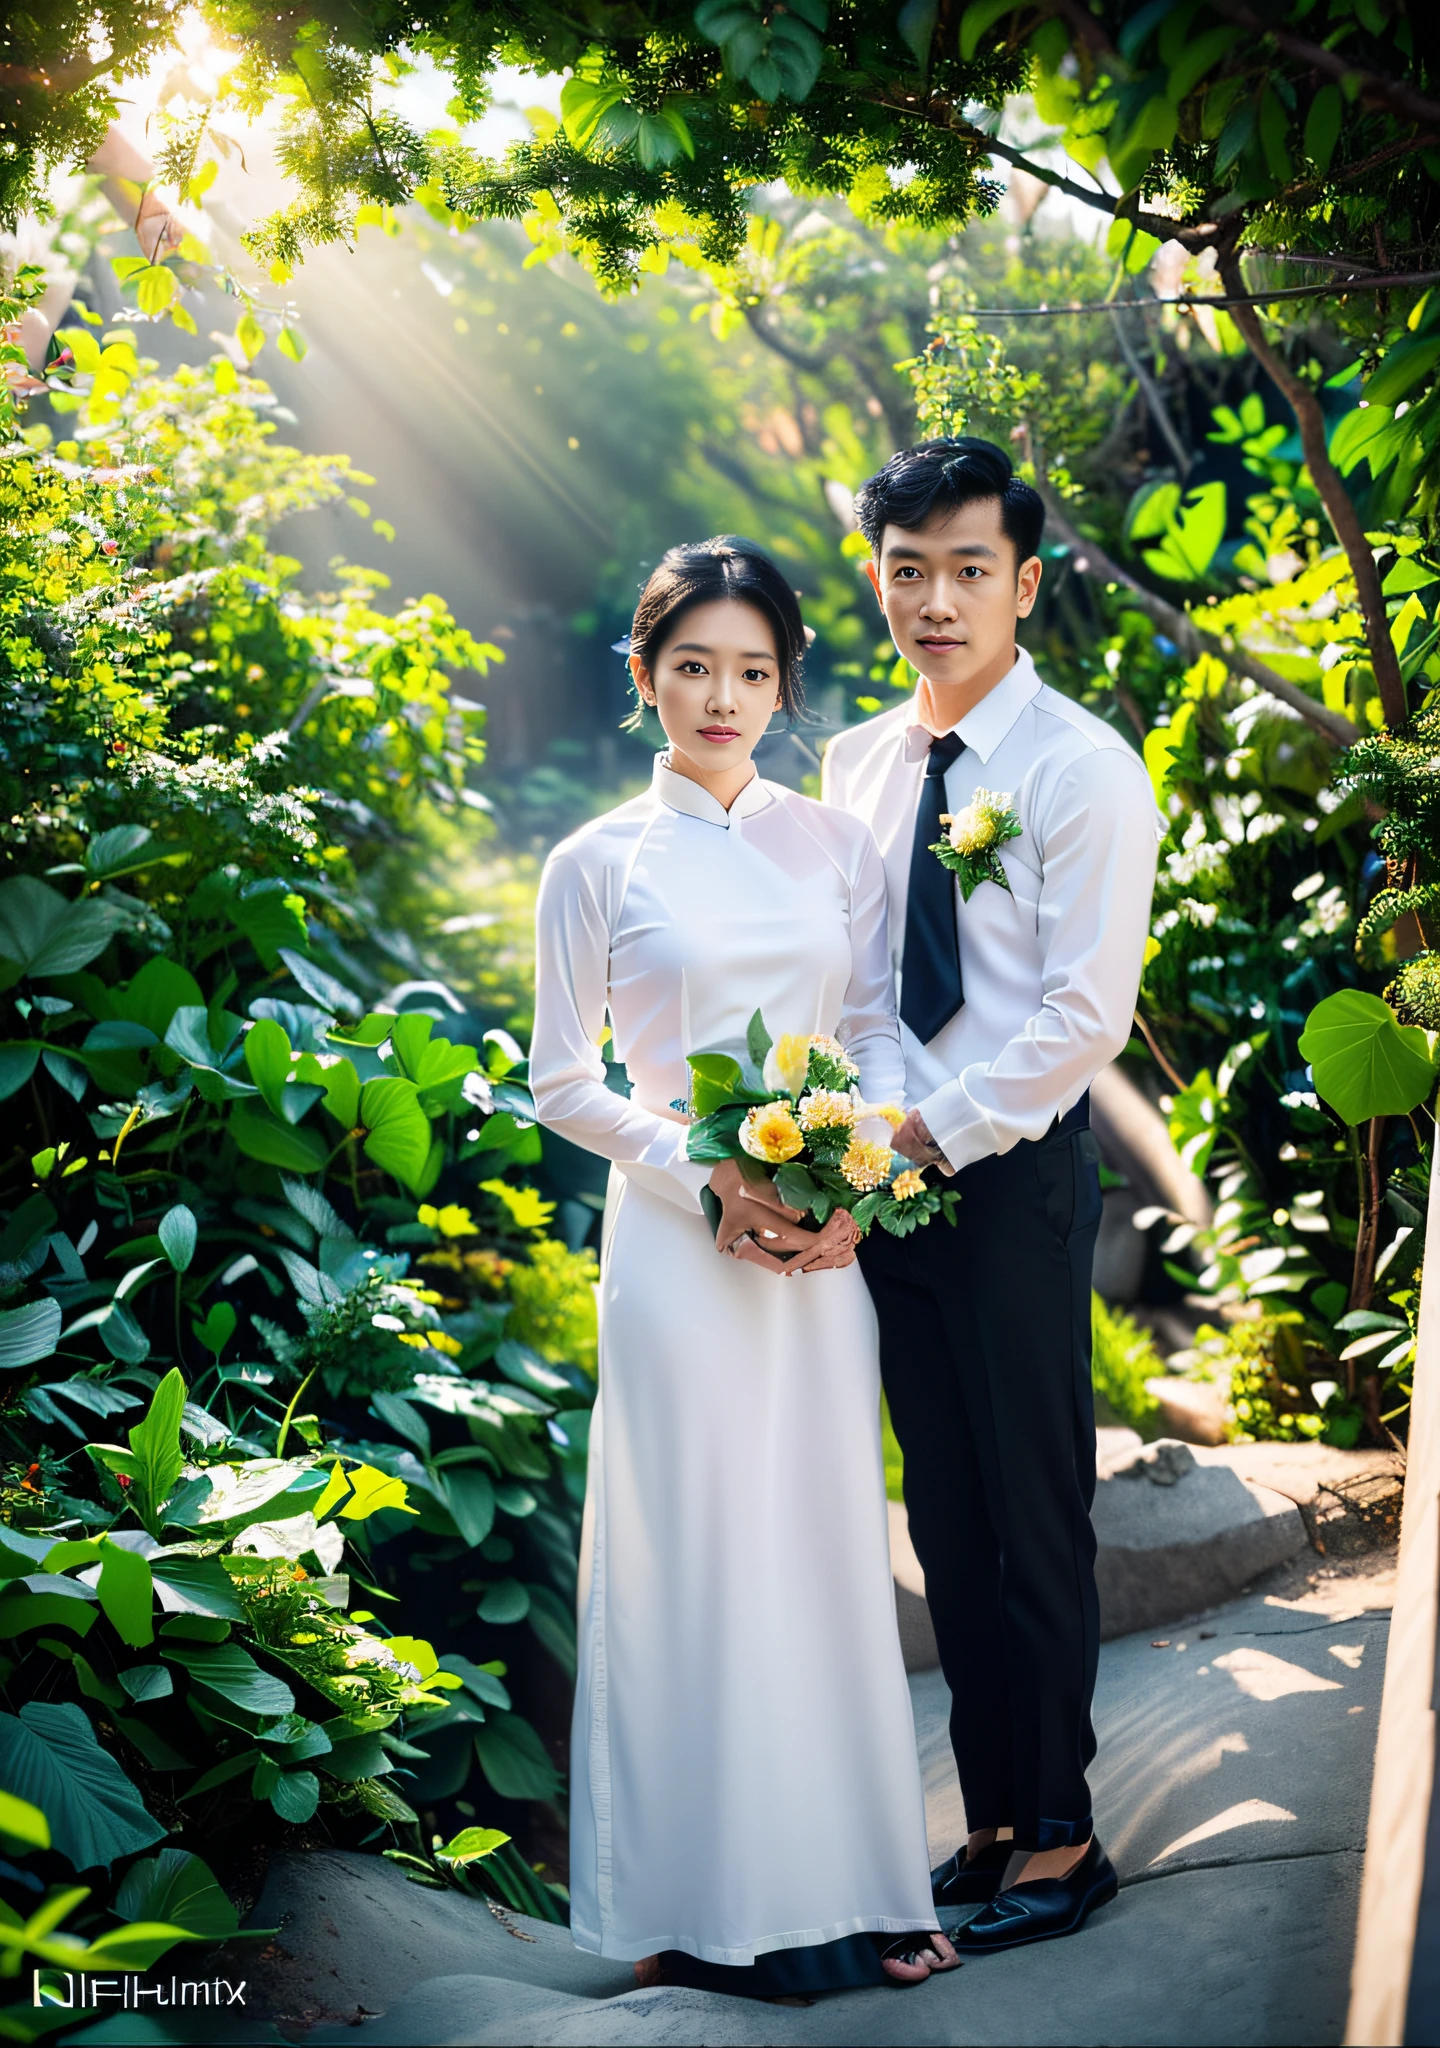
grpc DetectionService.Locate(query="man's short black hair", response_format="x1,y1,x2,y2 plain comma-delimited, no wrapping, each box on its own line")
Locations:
854,437,1045,569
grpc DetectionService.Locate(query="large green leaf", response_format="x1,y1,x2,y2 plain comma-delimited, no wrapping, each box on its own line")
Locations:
477,1577,530,1625
472,1709,563,1802
229,880,309,969
164,1006,258,1102
0,1701,165,1870
149,1553,246,1620
0,1578,98,1639
1298,989,1439,1124
230,1105,328,1173
113,956,205,1040
128,1368,187,1522
160,1640,295,1720
0,1298,61,1369
0,1788,49,1854
360,1075,434,1192
243,1015,324,1125
97,1536,154,1649
0,878,130,978
0,1042,41,1101
113,1848,240,1938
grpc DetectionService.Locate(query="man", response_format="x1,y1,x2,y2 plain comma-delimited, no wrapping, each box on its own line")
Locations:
822,437,1159,1953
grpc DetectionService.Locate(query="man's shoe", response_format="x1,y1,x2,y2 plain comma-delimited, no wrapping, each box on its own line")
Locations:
931,1840,1011,1910
950,1838,1118,1954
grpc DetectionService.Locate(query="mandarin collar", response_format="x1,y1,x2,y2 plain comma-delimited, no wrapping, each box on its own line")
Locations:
902,647,1042,766
651,753,775,829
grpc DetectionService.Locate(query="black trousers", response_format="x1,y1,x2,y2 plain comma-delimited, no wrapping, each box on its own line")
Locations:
858,1102,1103,1854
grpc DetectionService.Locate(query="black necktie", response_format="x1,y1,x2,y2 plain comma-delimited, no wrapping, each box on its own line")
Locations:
900,731,966,1045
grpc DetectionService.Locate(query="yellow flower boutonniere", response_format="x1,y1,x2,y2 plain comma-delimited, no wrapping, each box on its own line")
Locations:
932,788,1023,902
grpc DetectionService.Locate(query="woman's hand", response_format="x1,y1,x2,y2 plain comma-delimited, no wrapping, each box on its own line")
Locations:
707,1161,860,1275
709,1158,814,1275
785,1207,861,1275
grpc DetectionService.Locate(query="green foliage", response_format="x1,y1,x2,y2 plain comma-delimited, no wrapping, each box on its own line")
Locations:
1299,990,1439,1126
1090,1294,1162,1437
0,337,598,1947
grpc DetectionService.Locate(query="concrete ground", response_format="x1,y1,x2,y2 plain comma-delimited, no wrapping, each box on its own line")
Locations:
265,1554,1394,2048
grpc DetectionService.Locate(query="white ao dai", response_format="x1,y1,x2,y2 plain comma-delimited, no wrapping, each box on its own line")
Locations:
530,755,936,1966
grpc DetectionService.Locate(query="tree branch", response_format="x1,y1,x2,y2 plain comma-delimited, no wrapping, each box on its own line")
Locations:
1109,304,1190,475
1206,1,1440,132
1217,247,1406,730
1040,489,1360,746
740,301,828,376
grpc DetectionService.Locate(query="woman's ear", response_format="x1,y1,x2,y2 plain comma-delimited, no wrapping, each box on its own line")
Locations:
628,653,656,707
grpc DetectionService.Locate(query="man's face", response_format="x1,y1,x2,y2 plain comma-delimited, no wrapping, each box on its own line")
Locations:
864,496,1041,693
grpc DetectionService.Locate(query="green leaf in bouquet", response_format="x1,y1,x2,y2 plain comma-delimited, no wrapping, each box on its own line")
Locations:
773,1162,821,1213
686,1051,743,1115
746,1008,773,1070
686,1104,746,1162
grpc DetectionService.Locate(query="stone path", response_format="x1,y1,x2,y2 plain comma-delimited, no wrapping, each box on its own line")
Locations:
272,1560,1393,2048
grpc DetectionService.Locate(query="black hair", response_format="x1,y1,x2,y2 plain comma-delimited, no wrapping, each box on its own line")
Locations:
627,536,806,724
853,437,1045,570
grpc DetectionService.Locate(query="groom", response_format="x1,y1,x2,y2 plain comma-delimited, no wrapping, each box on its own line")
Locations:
822,437,1159,1952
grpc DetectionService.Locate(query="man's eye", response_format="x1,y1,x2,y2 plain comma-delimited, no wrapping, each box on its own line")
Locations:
894,567,919,579
960,565,984,578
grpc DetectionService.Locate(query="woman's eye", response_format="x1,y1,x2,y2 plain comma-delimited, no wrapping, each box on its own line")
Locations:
742,668,771,683
677,661,706,674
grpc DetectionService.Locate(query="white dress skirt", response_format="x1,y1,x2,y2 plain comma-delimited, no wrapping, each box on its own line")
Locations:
529,753,938,1970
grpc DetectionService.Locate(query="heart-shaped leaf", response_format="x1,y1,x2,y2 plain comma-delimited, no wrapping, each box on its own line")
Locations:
1298,989,1439,1124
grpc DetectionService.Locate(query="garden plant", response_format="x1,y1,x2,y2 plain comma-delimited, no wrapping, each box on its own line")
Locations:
0,0,1438,2014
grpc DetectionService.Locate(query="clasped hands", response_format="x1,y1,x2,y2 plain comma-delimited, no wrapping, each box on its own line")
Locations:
708,1159,860,1277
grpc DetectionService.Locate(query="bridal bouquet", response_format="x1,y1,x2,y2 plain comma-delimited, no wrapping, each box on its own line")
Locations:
683,1010,959,1241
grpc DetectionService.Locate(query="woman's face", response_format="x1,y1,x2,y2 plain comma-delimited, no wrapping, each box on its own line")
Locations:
630,599,782,782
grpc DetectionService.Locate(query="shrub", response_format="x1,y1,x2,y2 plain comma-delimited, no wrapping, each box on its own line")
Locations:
1091,1295,1163,1438
0,340,594,1975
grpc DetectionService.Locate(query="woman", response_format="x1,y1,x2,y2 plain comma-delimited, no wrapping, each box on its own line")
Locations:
530,539,955,1997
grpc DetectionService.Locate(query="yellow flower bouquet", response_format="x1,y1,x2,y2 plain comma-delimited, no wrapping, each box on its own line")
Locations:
683,1010,960,1244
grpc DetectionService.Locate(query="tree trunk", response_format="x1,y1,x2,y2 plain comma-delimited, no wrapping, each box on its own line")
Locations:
1349,1114,1390,1321
1038,488,1359,746
1218,251,1407,731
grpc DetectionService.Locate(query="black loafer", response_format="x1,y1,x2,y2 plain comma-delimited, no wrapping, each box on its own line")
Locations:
931,1840,1011,1909
950,1838,1118,1954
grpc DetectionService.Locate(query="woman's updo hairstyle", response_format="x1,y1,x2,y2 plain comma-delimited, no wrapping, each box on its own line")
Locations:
627,537,807,725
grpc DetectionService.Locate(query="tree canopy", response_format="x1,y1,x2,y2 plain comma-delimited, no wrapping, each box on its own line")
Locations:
5,2,1433,292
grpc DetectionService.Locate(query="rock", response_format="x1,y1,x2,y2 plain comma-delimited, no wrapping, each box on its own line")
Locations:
1097,1425,1145,1476
1094,1438,1308,1639
1116,1438,1197,1486
1146,1374,1229,1445
229,1847,633,2025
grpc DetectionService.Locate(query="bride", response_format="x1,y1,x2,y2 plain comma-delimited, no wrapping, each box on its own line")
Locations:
529,537,956,1998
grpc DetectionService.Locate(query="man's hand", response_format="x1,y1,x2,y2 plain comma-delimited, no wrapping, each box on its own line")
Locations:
892,1109,954,1174
709,1158,815,1274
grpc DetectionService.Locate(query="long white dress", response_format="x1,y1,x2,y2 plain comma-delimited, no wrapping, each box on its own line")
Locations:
530,753,937,1968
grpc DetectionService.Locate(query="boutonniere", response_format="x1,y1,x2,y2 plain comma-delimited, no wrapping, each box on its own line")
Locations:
931,788,1023,901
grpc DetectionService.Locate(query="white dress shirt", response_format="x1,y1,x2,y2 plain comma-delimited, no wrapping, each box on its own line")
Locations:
530,754,906,1211
821,647,1160,1173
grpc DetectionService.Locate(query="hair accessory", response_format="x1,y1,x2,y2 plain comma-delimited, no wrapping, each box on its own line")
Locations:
611,636,633,655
